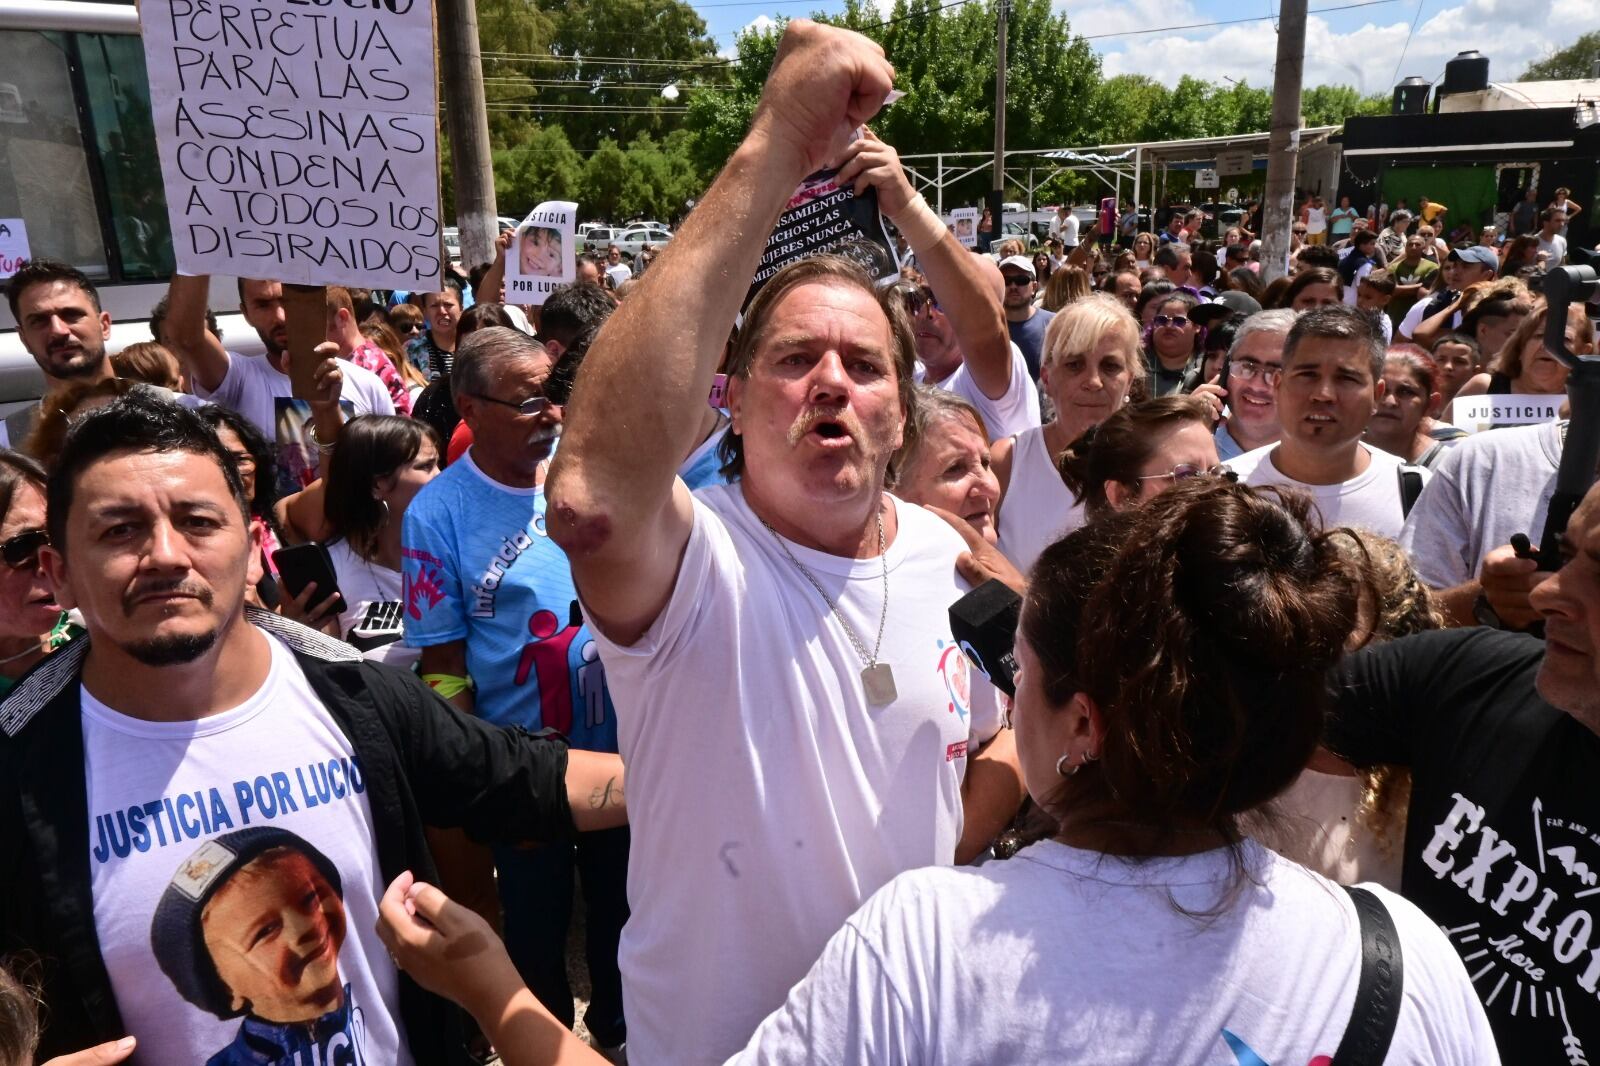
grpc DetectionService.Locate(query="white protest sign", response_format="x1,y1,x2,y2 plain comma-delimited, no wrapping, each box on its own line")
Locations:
1449,394,1566,433
505,201,576,306
948,207,979,249
139,0,442,290
0,219,28,279
745,166,902,309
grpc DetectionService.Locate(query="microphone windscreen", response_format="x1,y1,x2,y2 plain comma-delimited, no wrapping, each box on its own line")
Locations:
949,579,1023,698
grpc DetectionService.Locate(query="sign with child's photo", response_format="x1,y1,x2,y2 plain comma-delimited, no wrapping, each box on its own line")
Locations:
505,201,577,306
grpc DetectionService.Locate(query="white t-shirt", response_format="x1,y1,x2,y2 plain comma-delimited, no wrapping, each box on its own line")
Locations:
325,537,416,668
919,341,1042,443
586,484,1002,1066
1305,204,1328,234
1227,441,1418,539
1399,297,1461,340
85,632,413,1066
195,351,395,497
1399,420,1561,589
733,840,1498,1065
995,424,1085,574
1058,213,1080,247
1539,233,1568,266
197,351,395,443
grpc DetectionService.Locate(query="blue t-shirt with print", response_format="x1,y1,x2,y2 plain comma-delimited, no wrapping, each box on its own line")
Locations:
680,420,733,490
400,450,616,752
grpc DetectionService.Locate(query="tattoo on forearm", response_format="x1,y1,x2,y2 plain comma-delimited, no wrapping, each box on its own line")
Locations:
589,776,622,810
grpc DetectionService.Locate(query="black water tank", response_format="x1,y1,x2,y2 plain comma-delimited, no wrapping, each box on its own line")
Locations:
1440,50,1490,96
1393,76,1430,115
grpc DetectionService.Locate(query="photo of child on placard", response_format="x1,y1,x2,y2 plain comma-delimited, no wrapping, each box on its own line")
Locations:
518,225,564,277
506,200,577,306
948,207,979,249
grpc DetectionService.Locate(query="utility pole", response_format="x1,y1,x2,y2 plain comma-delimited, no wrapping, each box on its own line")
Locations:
1260,0,1306,284
438,0,499,273
988,0,1009,247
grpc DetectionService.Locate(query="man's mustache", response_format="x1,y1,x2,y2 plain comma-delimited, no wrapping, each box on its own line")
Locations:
123,578,214,616
788,405,863,446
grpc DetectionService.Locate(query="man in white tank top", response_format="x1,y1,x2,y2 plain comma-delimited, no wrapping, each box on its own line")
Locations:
546,23,1024,1063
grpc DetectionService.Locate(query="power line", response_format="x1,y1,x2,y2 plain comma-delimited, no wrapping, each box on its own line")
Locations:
484,76,736,89
482,50,737,68
853,0,982,32
483,103,691,112
1390,0,1427,84
1079,0,1397,40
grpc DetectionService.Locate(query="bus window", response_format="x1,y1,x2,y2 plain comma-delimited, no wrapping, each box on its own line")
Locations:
0,30,108,276
77,33,174,280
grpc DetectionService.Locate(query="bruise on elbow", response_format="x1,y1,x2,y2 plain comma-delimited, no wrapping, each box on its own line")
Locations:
548,500,615,557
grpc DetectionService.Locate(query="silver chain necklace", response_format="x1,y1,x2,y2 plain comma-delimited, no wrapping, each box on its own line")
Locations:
760,509,897,706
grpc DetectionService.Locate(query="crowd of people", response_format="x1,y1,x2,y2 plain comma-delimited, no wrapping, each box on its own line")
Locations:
2,18,1600,1066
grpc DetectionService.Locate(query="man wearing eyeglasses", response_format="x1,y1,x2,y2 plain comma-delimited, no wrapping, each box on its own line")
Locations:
1225,304,1423,537
398,325,630,1056
1212,309,1294,461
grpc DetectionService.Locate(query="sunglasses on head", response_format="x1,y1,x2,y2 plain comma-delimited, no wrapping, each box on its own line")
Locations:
1136,463,1238,484
0,529,48,570
901,285,941,316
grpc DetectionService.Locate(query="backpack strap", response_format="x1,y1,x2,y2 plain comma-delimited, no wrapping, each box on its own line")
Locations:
1397,466,1426,517
1331,886,1405,1066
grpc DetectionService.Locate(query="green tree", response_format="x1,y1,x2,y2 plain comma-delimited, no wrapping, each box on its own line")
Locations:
1300,85,1387,127
493,125,585,217
475,0,728,151
1520,31,1600,81
582,140,631,219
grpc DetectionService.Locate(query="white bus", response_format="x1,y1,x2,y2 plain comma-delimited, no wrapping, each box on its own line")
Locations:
0,0,261,418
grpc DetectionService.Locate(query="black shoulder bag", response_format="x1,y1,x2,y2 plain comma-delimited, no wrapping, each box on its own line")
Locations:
1331,885,1405,1066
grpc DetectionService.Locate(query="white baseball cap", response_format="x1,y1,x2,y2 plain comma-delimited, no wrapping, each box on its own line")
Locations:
998,255,1036,279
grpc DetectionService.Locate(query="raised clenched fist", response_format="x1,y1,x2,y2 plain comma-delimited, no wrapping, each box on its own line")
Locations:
749,20,896,177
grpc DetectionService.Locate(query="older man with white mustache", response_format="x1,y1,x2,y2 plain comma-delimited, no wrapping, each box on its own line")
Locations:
546,20,1024,1065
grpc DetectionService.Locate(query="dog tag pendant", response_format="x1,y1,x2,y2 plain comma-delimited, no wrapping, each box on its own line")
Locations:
861,662,898,706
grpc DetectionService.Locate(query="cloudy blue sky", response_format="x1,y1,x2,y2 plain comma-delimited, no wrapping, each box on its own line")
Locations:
693,0,1588,95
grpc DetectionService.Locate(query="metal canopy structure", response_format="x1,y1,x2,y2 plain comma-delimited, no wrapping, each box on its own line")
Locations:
899,126,1342,216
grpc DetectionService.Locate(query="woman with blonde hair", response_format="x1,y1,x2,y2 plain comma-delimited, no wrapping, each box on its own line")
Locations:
1131,230,1157,269
992,293,1146,572
1040,265,1090,312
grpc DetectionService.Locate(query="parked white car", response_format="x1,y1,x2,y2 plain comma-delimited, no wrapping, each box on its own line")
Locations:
615,225,673,257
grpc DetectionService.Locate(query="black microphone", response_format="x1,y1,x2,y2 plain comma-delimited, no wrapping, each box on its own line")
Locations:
949,579,1022,698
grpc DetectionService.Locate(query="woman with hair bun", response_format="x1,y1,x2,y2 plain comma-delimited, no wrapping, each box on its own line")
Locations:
727,481,1495,1064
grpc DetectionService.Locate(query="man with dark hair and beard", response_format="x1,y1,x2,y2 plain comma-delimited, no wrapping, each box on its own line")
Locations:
0,392,626,1063
2,258,115,448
